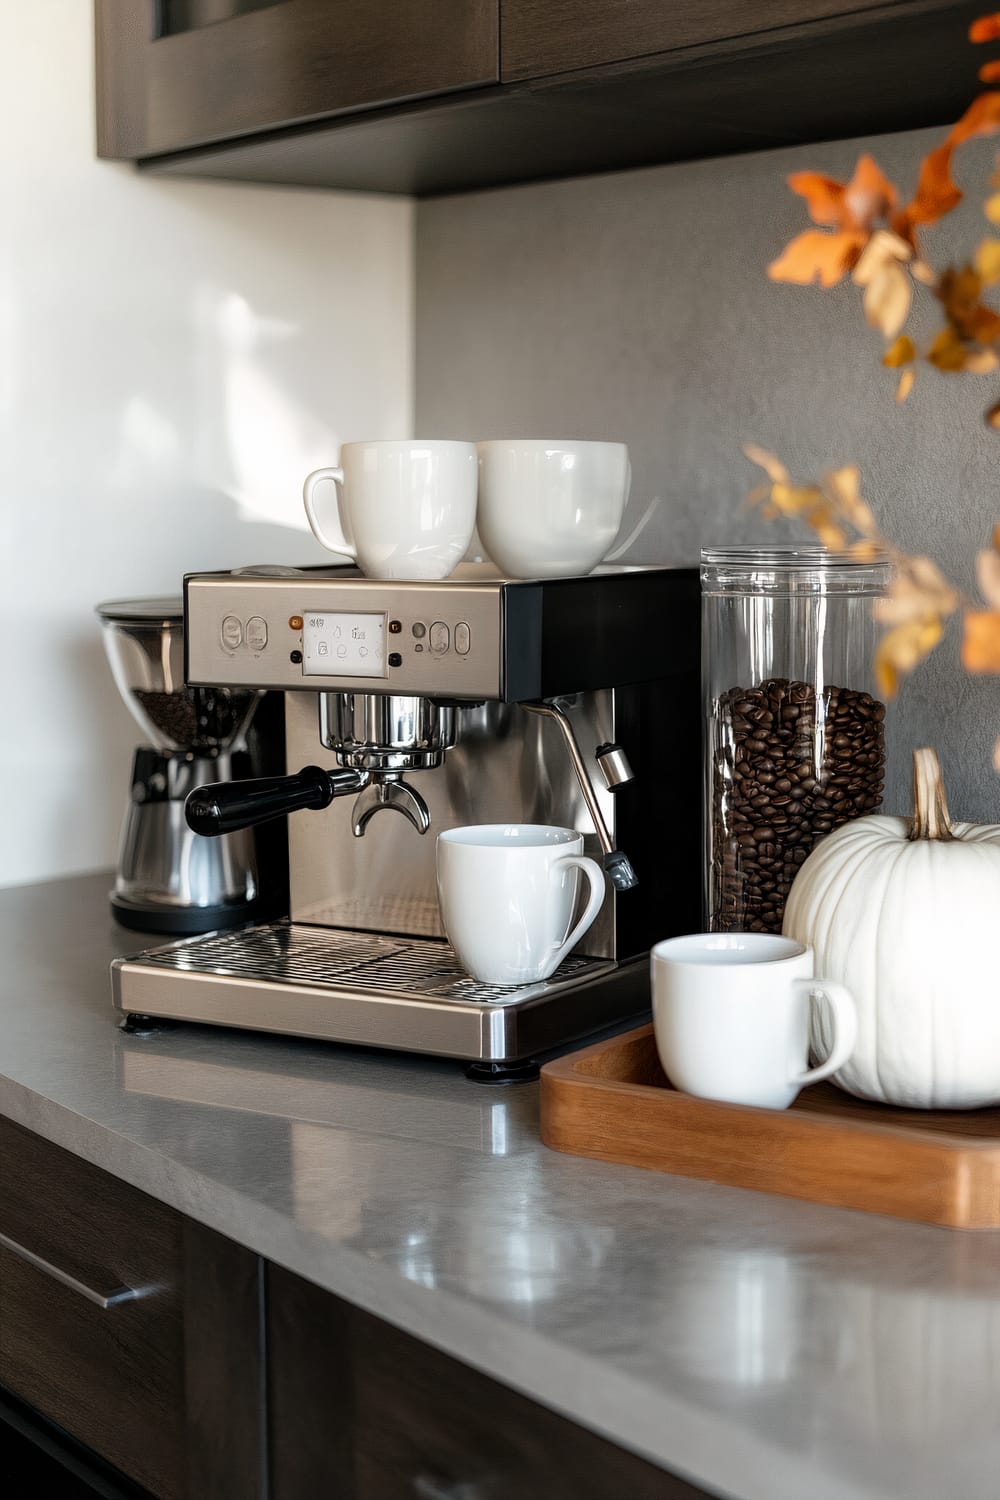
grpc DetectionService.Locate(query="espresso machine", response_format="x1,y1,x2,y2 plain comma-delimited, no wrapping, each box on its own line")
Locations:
112,564,701,1076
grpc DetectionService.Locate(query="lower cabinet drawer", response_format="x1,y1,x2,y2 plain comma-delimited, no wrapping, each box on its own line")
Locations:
0,1118,185,1499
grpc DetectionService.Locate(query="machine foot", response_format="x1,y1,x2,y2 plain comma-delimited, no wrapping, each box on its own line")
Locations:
464,1059,540,1085
120,1013,172,1037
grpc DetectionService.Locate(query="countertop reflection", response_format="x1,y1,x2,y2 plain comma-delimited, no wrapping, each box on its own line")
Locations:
2,874,999,1500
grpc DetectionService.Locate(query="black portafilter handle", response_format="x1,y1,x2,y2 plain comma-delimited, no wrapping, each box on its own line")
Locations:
185,766,356,837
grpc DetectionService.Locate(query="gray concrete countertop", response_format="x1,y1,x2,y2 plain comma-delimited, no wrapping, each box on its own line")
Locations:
2,873,998,1500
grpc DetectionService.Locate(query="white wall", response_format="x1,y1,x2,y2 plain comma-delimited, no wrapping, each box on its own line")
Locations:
0,2,413,887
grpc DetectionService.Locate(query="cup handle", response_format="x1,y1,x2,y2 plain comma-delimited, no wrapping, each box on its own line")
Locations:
303,466,355,558
548,855,605,970
792,978,858,1087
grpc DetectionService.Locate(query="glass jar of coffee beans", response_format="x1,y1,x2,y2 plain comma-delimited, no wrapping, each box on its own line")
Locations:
702,546,889,934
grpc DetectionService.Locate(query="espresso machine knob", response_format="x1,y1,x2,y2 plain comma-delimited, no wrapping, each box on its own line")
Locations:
185,766,366,836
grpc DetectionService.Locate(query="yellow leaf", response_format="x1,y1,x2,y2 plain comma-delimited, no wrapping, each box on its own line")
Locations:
992,522,1000,551
746,482,773,509
993,734,1000,773
962,609,1000,671
988,400,1000,427
863,262,912,339
975,237,1000,285
824,464,878,533
987,193,1000,224
928,326,968,371
850,539,887,562
742,444,790,483
883,335,916,367
875,617,944,698
911,261,938,285
771,482,826,517
964,348,1000,372
896,368,916,402
851,229,912,286
978,548,1000,609
875,560,958,625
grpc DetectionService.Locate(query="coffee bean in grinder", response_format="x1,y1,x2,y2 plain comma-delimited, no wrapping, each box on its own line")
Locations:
701,546,889,934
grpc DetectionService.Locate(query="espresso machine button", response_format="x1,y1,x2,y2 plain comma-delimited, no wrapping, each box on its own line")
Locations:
454,622,471,655
221,615,243,650
429,622,450,654
246,616,268,651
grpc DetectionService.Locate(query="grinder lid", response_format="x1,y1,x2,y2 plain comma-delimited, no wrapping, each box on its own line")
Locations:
95,597,183,624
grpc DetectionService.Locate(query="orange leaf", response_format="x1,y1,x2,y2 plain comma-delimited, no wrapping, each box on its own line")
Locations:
981,60,1000,83
992,523,1000,550
970,304,1000,342
970,14,1000,43
987,193,1000,223
988,400,1000,427
842,155,898,231
787,171,846,227
883,335,916,367
992,733,1000,773
768,230,865,287
896,368,916,403
911,260,938,286
902,143,963,230
825,465,877,533
948,90,1000,148
962,609,1000,671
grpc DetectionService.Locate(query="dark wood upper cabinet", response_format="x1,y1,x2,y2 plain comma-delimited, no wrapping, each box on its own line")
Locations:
96,1,990,195
501,0,908,80
95,0,499,159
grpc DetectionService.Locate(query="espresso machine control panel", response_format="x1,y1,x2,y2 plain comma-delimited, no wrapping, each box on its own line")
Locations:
185,571,506,700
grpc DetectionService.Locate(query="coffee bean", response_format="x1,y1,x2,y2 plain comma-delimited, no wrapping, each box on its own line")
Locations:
710,677,885,934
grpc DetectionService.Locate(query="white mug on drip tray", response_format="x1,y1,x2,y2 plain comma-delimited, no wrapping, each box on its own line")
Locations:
436,825,606,985
303,439,478,581
650,933,858,1110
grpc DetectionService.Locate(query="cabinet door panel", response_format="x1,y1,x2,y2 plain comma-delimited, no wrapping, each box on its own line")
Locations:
268,1264,711,1499
97,0,500,159
502,0,897,80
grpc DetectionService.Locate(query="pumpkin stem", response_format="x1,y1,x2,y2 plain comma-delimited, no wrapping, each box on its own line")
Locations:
910,747,954,842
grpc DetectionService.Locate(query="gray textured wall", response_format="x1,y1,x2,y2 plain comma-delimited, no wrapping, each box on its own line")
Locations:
415,126,1000,822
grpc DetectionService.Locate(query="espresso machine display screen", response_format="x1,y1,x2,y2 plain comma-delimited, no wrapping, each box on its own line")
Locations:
302,612,386,678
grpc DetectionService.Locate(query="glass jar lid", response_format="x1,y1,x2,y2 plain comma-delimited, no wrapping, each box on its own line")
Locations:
701,544,888,596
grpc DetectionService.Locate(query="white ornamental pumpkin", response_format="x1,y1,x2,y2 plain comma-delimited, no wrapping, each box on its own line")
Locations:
783,747,1000,1109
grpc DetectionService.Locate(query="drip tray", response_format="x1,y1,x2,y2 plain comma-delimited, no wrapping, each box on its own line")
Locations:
112,921,647,1064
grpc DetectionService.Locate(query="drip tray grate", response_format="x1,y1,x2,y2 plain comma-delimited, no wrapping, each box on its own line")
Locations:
140,922,613,1005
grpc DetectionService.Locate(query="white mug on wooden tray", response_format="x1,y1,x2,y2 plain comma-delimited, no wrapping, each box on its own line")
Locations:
650,933,857,1110
303,439,478,580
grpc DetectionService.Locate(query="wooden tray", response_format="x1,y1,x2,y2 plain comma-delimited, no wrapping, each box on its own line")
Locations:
540,1025,1000,1229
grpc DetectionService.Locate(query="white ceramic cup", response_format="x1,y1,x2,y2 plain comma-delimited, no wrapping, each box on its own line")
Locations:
650,933,857,1110
475,439,630,578
436,824,606,985
303,440,478,581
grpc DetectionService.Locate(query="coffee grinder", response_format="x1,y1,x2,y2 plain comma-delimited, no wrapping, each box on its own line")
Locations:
111,565,701,1074
97,597,269,933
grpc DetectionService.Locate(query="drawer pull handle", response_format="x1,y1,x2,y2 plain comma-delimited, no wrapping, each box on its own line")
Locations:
0,1230,144,1309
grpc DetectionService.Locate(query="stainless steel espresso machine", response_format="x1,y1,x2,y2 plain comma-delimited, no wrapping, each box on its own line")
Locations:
112,564,700,1077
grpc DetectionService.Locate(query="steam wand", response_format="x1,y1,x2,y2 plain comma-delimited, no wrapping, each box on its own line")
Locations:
521,701,639,892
